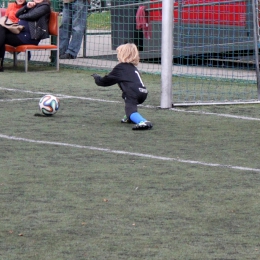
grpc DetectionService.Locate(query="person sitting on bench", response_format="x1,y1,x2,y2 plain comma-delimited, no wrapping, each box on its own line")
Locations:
0,0,51,72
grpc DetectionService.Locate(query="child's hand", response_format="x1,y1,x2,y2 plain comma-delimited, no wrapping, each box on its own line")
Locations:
91,74,100,80
27,2,36,8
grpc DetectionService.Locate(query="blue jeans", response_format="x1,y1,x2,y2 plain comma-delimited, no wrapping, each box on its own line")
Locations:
59,0,88,57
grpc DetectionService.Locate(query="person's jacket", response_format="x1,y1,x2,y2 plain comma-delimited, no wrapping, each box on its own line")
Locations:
94,63,148,94
16,1,50,40
136,6,151,39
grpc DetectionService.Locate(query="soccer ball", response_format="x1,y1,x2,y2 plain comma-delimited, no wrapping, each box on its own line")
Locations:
39,94,60,116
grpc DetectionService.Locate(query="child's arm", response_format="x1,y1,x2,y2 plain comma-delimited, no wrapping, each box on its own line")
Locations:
91,66,122,87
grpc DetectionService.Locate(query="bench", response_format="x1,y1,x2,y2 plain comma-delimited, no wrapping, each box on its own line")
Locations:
5,11,59,72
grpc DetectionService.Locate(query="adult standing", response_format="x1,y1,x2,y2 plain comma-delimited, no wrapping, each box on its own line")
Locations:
59,0,90,59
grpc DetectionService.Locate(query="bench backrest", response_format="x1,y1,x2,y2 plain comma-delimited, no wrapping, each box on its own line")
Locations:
48,11,59,36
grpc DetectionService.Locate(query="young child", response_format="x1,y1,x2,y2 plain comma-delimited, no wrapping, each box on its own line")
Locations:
91,43,153,130
4,0,27,23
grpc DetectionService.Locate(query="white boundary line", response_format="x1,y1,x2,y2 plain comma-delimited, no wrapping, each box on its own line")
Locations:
1,87,260,173
1,86,260,121
170,108,260,121
1,133,260,173
0,98,38,102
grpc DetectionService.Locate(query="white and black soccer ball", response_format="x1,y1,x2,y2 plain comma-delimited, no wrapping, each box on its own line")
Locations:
39,94,60,116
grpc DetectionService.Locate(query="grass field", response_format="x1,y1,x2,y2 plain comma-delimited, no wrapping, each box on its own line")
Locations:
88,11,111,30
1,66,260,259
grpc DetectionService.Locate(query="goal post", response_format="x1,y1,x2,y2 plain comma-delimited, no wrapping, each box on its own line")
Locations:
160,0,174,108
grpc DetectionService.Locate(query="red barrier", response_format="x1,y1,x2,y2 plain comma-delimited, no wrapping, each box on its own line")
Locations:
149,0,246,27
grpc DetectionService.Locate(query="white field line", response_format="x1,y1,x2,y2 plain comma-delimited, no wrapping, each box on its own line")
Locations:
1,87,260,172
0,98,38,102
0,133,260,173
170,108,260,121
1,86,260,121
0,87,121,104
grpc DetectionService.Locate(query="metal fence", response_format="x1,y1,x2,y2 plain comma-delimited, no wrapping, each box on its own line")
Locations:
1,0,260,105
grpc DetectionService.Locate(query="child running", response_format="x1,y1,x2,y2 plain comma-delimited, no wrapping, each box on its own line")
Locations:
91,43,153,130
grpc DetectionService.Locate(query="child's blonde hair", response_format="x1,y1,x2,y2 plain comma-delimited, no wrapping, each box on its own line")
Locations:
116,43,140,66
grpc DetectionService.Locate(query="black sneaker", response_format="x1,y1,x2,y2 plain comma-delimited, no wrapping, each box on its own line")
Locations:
121,115,131,123
59,53,76,59
132,121,153,130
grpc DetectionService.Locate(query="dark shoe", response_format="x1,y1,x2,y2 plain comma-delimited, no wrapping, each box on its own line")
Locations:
121,115,131,123
59,53,76,59
0,66,4,72
132,121,153,130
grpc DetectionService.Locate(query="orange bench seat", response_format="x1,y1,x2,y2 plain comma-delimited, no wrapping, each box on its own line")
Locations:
5,11,59,72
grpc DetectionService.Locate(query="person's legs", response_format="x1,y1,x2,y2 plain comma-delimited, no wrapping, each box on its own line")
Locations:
5,31,25,47
124,102,152,130
124,102,137,121
0,56,3,71
0,29,24,71
130,112,147,123
65,0,87,58
0,26,7,65
59,3,73,56
124,93,148,123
